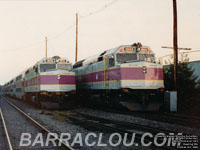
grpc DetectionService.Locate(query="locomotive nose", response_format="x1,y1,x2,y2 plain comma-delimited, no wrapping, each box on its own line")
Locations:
120,62,164,89
142,66,147,73
57,74,61,80
40,71,75,92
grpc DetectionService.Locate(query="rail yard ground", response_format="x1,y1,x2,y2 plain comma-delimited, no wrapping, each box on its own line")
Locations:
0,95,199,150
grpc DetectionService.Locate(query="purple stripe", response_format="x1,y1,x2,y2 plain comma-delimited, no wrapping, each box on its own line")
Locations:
40,75,75,85
108,68,121,81
120,68,163,80
77,67,163,84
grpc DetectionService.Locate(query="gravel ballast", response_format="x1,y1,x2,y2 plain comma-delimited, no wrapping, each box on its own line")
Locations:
76,108,200,136
5,97,149,150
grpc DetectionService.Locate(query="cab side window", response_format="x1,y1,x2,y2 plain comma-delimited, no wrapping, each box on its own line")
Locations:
108,55,115,67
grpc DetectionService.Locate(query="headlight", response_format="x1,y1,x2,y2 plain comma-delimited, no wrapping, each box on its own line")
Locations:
136,47,141,52
142,66,147,73
57,74,61,80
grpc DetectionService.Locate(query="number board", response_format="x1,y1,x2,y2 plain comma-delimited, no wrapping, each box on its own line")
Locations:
124,47,134,51
141,48,152,54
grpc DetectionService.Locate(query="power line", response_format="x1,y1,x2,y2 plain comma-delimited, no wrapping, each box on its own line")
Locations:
180,49,200,54
161,46,191,50
49,0,119,40
48,22,76,41
1,0,119,51
0,40,44,52
79,0,119,19
158,49,200,59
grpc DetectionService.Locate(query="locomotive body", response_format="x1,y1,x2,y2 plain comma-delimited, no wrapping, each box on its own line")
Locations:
4,56,75,106
73,44,164,111
14,73,25,99
24,56,75,103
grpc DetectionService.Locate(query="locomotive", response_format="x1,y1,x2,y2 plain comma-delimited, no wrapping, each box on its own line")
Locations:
73,43,164,111
3,43,164,111
4,56,75,108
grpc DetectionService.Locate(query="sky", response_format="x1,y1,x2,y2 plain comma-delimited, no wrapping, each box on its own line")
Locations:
0,0,200,85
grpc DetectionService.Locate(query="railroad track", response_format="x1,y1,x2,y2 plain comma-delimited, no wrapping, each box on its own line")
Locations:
133,112,200,129
0,108,12,150
65,112,179,150
3,96,197,149
75,112,183,135
164,112,200,121
96,108,200,129
0,96,74,150
158,113,200,128
164,113,200,119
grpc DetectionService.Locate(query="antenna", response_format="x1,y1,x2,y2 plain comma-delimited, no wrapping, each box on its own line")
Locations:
45,36,48,58
75,13,78,62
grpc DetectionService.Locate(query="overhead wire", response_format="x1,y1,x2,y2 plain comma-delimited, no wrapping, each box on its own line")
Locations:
49,0,119,40
158,49,200,59
79,0,119,19
2,0,119,51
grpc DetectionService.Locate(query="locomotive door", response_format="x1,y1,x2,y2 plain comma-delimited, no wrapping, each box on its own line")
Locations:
34,69,38,92
105,55,116,89
104,56,109,89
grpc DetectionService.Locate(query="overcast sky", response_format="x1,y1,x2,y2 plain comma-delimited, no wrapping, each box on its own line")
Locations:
0,0,200,85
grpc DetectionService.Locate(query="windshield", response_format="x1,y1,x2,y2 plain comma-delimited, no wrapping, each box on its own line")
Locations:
139,54,155,62
57,64,72,71
117,53,137,63
117,53,155,63
40,64,56,72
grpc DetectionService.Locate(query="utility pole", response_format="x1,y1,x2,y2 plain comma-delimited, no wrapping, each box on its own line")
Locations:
173,0,178,90
75,13,78,63
45,36,48,58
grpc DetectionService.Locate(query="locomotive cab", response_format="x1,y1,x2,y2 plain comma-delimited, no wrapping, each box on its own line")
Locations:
115,46,164,90
24,56,75,105
38,57,75,93
103,44,164,111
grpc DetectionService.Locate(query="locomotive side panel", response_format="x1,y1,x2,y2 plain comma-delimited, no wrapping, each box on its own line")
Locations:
14,74,25,99
75,59,121,90
75,61,106,90
25,68,40,93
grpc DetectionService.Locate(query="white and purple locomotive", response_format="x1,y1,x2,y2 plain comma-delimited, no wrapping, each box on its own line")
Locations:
4,56,75,107
73,43,164,111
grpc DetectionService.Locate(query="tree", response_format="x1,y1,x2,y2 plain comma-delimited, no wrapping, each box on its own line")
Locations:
163,53,200,112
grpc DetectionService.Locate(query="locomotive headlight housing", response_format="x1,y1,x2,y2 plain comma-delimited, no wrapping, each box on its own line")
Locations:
136,47,141,52
142,66,147,73
57,74,61,80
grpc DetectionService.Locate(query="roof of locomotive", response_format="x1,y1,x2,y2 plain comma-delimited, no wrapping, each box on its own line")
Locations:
73,44,152,68
35,56,71,64
4,56,71,85
24,56,72,73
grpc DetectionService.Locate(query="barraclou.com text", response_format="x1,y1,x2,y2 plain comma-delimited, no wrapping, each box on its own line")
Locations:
19,132,183,147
